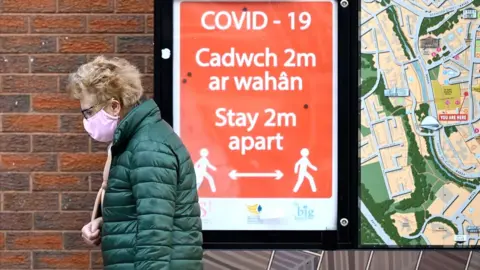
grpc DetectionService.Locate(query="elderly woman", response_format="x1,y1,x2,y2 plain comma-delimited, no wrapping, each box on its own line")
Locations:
68,56,203,270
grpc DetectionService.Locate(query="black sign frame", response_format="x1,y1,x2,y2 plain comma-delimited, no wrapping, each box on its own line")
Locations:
154,0,358,249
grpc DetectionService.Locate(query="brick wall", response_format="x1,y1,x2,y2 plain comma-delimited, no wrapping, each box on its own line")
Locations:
0,0,153,268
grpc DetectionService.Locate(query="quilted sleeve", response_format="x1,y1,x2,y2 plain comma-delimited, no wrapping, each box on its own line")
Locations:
169,144,203,269
129,142,177,270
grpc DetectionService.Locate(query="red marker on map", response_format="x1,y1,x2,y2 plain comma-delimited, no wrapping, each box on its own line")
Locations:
460,92,469,109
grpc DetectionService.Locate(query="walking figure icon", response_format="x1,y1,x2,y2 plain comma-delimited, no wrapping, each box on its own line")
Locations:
194,148,217,192
293,148,318,193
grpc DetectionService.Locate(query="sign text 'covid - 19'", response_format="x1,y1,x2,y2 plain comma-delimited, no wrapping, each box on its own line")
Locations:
200,11,312,30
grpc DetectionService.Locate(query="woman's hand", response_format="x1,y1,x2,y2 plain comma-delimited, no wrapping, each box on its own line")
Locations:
81,217,103,246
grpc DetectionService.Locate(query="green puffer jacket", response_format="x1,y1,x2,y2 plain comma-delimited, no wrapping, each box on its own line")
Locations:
101,99,203,270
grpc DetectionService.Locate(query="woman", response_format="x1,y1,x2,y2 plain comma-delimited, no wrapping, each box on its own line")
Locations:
68,56,203,270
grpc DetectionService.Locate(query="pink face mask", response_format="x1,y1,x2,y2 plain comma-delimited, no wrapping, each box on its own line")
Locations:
83,109,119,142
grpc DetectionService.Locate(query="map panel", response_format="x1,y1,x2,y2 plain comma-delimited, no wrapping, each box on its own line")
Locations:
360,0,480,247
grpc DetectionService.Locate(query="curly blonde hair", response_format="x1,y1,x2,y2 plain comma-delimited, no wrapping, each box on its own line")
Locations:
68,56,144,108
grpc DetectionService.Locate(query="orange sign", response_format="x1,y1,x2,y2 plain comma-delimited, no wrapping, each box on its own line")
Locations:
176,1,336,199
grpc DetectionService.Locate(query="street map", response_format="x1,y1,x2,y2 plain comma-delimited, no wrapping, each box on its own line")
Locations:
360,0,480,247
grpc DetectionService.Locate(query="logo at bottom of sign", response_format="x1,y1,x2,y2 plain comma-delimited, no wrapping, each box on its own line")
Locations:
200,200,212,224
246,204,288,225
294,203,315,221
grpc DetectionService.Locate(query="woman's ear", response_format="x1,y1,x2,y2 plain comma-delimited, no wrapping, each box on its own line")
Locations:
110,99,121,117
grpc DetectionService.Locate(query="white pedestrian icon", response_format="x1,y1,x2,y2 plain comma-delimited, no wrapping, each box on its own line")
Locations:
194,148,217,192
293,148,318,193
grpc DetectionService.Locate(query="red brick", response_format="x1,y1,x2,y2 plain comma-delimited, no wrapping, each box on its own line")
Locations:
0,36,56,53
0,134,30,152
33,173,89,191
1,75,58,93
59,75,69,92
0,213,32,230
62,193,97,211
58,0,113,12
0,251,31,269
34,212,90,230
31,55,87,73
0,173,30,191
0,154,57,172
0,55,29,73
63,232,99,250
146,15,153,33
89,15,144,33
143,75,153,93
0,94,30,113
59,153,106,172
0,1,155,265
33,134,89,152
60,115,84,133
146,55,153,73
116,0,153,13
33,251,89,269
90,173,103,191
2,115,59,133
3,193,59,211
6,232,62,250
90,139,110,152
0,16,28,33
117,36,153,53
32,93,79,113
91,250,103,269
0,233,4,249
31,15,86,33
59,36,114,53
1,0,56,12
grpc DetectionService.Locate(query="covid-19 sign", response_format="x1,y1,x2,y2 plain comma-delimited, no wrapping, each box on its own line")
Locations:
173,0,338,231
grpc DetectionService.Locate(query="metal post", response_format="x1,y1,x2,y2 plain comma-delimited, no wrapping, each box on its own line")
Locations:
302,250,323,257
314,251,325,270
415,251,423,270
266,250,276,270
366,251,374,270
266,250,324,270
465,251,473,270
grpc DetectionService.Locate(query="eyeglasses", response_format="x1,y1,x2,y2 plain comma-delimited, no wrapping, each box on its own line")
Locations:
81,99,115,119
81,105,98,120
